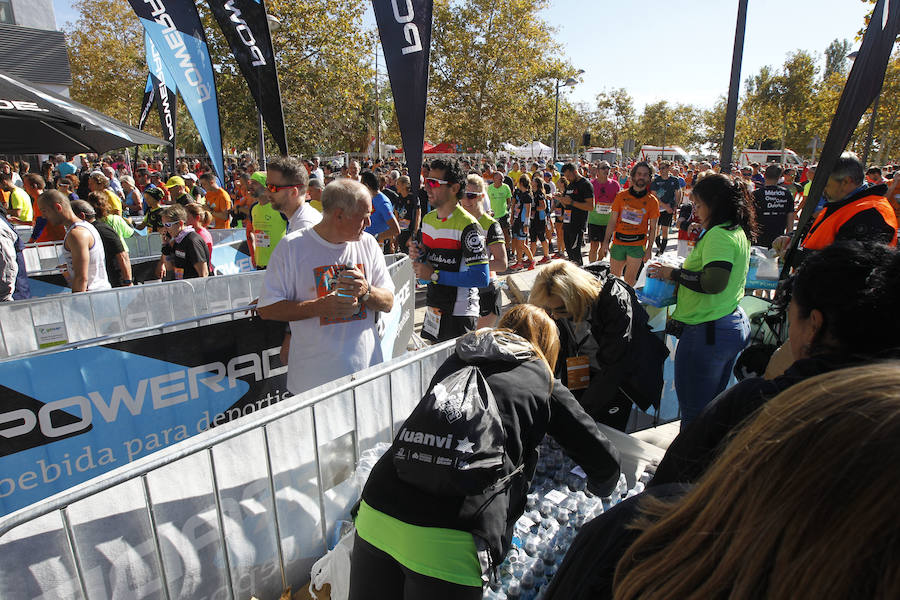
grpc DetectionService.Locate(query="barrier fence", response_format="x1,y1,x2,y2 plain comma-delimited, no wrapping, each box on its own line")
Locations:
23,234,165,277
0,336,458,600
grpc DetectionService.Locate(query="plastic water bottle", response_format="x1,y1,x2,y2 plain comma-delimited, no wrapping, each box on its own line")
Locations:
520,571,536,600
531,560,547,594
507,582,522,600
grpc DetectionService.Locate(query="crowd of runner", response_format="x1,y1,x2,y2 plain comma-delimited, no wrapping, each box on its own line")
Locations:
1,147,899,598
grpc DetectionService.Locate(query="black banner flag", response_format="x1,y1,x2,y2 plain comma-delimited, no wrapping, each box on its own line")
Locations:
207,0,288,156
783,0,900,273
373,0,433,192
138,74,155,131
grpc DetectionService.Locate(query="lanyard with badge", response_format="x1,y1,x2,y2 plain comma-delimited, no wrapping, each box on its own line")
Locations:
562,319,591,390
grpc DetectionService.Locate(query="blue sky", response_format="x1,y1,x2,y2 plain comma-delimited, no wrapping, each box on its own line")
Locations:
54,0,872,111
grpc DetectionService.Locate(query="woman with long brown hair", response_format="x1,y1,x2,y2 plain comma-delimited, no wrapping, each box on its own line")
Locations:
544,362,900,599
350,304,620,600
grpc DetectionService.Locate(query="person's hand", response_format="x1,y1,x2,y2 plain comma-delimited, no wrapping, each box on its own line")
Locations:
643,246,653,263
647,263,675,281
559,195,571,206
318,292,359,320
599,243,609,260
771,235,791,257
337,266,368,298
688,222,703,235
413,260,435,280
407,238,421,260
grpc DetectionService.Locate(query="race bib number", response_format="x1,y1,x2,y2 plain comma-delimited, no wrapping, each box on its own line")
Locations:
566,355,590,390
620,208,643,225
554,206,563,217
595,203,612,214
174,267,185,280
423,307,441,338
399,218,411,229
254,231,271,248
563,210,572,224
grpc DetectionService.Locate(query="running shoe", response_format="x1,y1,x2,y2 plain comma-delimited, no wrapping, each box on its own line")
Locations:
536,256,552,265
525,260,536,270
508,262,524,271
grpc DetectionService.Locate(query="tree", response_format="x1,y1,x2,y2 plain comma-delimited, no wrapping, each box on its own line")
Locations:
636,101,703,153
824,38,852,80
595,88,636,151
428,0,573,150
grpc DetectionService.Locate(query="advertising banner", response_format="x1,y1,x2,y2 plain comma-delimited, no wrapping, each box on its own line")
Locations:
144,30,179,171
129,0,225,182
207,0,288,156
137,74,155,130
372,0,433,192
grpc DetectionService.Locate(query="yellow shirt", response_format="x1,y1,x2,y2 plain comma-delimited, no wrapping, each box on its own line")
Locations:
309,199,323,213
104,189,123,215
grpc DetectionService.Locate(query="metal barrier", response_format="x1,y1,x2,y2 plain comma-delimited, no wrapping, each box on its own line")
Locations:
0,271,265,359
23,233,165,276
0,337,457,600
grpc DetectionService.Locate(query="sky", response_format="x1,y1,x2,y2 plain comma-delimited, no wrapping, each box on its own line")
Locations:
53,0,873,112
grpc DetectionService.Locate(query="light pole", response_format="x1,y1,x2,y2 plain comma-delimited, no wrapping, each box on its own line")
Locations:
554,69,583,163
257,14,281,170
848,50,879,166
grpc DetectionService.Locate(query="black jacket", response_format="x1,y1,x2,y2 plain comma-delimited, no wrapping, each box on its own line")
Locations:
556,264,670,412
361,331,621,569
650,352,898,487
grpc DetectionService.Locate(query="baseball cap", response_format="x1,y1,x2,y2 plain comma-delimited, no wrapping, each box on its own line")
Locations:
250,171,267,186
183,173,198,182
144,185,164,201
165,175,185,188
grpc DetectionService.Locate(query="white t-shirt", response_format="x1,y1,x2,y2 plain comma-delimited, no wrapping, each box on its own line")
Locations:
287,202,322,234
258,227,394,395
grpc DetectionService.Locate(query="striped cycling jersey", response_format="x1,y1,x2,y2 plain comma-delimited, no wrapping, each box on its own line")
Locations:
422,204,488,316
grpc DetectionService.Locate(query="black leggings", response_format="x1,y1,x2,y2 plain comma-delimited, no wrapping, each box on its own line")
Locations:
349,534,484,600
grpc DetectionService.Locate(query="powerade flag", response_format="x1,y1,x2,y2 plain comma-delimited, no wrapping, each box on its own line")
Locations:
207,0,288,156
138,74,155,130
373,0,433,193
783,0,900,274
129,0,225,182
144,31,178,172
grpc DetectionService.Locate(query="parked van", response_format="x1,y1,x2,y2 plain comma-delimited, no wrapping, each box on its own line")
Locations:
639,145,692,163
584,147,623,164
738,148,803,167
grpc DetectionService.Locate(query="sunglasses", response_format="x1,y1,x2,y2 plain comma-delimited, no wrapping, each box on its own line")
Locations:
266,183,300,193
545,302,569,318
162,221,179,228
464,191,482,199
424,177,449,188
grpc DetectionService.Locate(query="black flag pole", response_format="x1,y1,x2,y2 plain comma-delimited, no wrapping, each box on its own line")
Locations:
720,0,749,176
781,0,900,276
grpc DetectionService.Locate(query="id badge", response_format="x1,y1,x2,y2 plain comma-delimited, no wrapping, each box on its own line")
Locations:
563,209,572,224
423,307,441,338
174,267,185,280
254,231,271,248
595,203,612,214
620,208,643,225
566,355,590,390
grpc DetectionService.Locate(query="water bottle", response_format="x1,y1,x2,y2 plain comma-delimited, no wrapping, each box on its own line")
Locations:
520,571,536,600
531,560,547,594
507,582,522,600
633,481,646,495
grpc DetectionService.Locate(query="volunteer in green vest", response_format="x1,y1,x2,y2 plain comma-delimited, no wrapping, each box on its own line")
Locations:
248,171,287,270
646,173,755,427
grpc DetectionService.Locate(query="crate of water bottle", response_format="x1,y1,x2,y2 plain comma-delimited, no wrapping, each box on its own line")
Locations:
745,246,781,290
637,257,683,307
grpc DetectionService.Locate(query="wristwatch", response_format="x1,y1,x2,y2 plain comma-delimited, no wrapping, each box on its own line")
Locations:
360,281,371,303
430,269,440,283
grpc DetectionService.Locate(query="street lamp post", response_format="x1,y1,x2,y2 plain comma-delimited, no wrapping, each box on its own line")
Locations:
553,70,584,163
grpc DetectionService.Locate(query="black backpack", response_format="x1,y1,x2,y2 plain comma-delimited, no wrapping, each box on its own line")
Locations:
392,364,522,497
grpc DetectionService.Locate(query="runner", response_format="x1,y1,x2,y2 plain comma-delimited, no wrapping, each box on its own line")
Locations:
248,172,288,270
601,161,660,286
486,170,513,247
200,172,232,229
509,174,535,270
557,163,594,265
650,161,682,255
409,158,489,343
752,164,794,248
588,161,621,263
460,174,507,328
530,174,551,264
159,204,209,279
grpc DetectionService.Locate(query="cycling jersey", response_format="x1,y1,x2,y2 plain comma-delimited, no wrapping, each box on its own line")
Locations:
422,204,488,316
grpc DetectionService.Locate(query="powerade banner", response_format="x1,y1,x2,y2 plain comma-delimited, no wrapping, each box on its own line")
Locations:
137,74,155,130
144,30,179,172
784,0,900,273
373,0,433,193
129,0,225,183
0,317,289,516
207,0,288,156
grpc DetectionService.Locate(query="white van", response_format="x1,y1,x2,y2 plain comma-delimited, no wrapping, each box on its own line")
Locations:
738,148,803,167
640,145,692,163
584,147,622,164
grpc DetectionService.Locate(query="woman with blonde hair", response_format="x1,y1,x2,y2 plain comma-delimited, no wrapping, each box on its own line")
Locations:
461,174,508,328
545,362,900,600
351,304,620,600
530,260,668,430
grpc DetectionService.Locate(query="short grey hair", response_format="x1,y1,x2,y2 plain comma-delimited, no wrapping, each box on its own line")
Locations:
322,178,369,214
829,152,864,186
389,169,400,181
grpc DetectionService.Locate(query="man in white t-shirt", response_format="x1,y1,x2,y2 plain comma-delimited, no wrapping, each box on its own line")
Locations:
257,179,395,395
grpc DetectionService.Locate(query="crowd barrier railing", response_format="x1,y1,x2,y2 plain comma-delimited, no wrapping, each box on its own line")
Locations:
0,336,458,600
0,271,265,359
23,233,165,276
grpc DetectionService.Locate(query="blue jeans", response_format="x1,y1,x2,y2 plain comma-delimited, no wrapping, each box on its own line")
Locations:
674,308,750,428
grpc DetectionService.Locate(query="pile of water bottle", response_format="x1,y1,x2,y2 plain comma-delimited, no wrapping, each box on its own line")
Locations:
483,438,651,600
